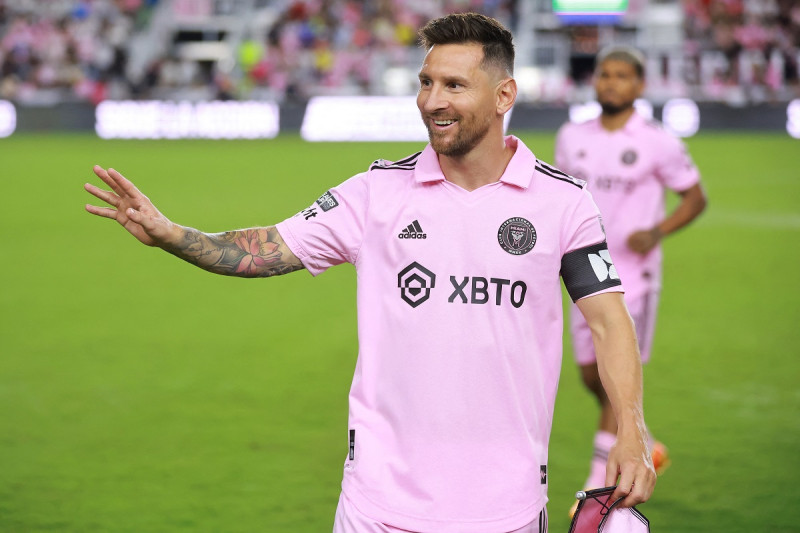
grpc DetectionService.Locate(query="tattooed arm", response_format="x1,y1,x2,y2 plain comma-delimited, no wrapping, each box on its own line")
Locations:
84,165,304,277
164,226,303,277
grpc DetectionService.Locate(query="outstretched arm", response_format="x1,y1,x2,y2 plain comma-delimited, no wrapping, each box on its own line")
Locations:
85,165,304,278
161,226,304,277
627,182,708,255
576,292,656,508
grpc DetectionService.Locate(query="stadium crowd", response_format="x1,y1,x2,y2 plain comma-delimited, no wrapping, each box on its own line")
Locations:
1,0,799,105
234,0,519,102
0,0,159,104
683,0,800,102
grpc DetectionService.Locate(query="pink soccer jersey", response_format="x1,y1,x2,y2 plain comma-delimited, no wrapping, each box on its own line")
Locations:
555,112,700,300
276,136,623,533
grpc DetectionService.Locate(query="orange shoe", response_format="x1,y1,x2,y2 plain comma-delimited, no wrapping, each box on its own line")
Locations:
651,441,671,475
568,497,580,519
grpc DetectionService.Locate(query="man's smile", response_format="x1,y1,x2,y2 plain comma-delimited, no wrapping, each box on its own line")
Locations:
430,118,458,130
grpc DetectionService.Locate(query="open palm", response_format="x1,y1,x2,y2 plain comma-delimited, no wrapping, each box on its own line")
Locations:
84,165,175,247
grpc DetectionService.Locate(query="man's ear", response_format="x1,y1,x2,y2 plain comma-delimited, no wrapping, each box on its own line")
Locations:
496,77,517,115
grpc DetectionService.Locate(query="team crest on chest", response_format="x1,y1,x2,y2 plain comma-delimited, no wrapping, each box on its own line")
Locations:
498,217,537,255
621,149,638,165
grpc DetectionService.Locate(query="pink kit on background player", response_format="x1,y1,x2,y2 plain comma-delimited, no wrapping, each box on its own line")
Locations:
556,112,700,300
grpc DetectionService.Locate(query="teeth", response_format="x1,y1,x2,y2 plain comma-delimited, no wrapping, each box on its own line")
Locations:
434,120,455,125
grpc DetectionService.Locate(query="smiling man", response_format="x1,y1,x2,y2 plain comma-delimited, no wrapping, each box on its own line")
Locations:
85,14,655,533
556,46,707,517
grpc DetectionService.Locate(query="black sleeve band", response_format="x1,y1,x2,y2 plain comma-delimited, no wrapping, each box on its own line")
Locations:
561,241,622,302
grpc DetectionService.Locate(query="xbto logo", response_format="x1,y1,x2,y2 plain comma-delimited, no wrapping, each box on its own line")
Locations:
397,262,436,308
397,263,527,308
448,276,527,308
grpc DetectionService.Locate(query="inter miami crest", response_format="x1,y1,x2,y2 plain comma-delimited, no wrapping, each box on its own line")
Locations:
498,217,537,256
621,149,638,165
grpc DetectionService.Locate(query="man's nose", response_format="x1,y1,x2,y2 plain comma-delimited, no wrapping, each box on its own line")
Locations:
421,86,449,113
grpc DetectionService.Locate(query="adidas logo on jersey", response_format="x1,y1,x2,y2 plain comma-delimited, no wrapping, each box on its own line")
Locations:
398,220,427,239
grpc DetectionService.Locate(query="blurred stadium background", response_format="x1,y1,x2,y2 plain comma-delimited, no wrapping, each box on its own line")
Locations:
1,0,800,135
1,1,799,532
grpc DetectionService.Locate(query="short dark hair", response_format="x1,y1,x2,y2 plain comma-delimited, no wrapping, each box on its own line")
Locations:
596,45,646,79
418,13,514,76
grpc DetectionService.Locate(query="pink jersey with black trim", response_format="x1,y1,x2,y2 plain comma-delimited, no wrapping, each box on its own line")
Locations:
555,113,701,299
276,136,622,533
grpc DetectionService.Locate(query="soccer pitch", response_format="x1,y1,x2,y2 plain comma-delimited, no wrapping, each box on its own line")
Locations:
1,131,798,532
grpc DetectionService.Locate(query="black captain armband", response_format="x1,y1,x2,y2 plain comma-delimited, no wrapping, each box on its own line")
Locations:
560,241,622,302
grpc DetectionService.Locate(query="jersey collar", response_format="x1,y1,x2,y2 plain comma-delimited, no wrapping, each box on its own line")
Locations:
622,110,647,134
414,135,535,189
589,110,646,136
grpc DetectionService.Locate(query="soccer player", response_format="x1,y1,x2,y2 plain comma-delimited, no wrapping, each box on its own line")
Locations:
555,46,707,510
85,14,656,532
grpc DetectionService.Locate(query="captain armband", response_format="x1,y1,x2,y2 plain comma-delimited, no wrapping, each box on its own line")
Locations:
560,241,622,302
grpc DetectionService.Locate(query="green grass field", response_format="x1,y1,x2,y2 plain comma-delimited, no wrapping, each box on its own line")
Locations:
1,131,798,532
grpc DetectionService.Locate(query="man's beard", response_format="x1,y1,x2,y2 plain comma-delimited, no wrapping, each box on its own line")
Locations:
426,114,492,157
600,101,633,116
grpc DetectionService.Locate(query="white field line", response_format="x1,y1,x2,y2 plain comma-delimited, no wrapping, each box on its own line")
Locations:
700,209,800,230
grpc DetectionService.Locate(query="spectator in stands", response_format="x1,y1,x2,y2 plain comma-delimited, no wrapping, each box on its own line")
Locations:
2,0,796,105
242,0,517,102
682,0,800,102
0,0,153,103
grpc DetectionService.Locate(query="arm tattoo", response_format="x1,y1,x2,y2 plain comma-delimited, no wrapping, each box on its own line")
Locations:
165,226,304,278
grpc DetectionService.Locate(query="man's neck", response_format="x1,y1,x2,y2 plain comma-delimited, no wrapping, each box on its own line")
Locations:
600,106,636,132
439,136,516,192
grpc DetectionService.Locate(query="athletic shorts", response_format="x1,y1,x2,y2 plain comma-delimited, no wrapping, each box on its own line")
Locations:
570,290,660,366
333,491,548,533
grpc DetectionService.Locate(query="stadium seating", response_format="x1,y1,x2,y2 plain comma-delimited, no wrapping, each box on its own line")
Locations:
0,0,798,105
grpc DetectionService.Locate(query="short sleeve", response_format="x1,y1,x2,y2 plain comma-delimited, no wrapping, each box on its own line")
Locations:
276,173,368,276
655,134,701,192
560,188,623,302
562,187,608,255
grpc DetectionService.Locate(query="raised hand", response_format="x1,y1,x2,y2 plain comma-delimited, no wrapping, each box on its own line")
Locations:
85,165,303,278
84,165,178,248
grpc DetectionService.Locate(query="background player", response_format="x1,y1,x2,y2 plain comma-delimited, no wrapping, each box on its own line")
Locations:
555,46,707,510
86,15,656,532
